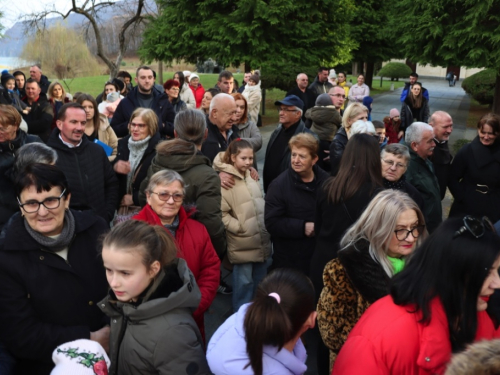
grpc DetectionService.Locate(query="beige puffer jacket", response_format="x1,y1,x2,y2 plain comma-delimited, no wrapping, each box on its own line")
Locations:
97,115,118,161
213,152,271,264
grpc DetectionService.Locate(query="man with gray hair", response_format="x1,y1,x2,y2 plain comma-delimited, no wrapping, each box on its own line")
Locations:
286,73,316,121
29,64,51,94
263,95,315,192
428,111,454,199
405,122,442,232
201,93,239,162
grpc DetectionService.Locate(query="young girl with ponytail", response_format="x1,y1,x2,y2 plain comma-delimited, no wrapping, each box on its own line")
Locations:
207,268,317,375
98,220,210,375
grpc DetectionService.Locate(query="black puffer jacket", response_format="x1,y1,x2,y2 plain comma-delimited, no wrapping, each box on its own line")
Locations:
110,86,176,138
114,132,161,206
39,74,51,94
265,165,329,274
0,210,109,375
0,130,41,230
47,129,119,222
201,116,240,163
22,92,53,142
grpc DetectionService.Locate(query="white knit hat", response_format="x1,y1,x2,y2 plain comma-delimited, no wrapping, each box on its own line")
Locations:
51,339,110,375
183,70,191,78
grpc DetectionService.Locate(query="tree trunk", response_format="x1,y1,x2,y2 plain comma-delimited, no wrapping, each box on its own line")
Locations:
365,61,375,89
244,62,251,73
158,61,164,85
493,72,500,114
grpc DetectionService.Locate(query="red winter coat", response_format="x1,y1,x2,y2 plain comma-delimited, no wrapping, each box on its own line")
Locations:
383,116,401,144
190,83,205,108
333,296,500,375
133,204,220,339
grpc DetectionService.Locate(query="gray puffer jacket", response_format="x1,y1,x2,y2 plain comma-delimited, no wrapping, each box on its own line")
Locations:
99,258,211,375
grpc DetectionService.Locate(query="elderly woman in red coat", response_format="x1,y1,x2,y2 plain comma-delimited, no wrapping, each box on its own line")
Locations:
333,217,500,375
133,169,220,340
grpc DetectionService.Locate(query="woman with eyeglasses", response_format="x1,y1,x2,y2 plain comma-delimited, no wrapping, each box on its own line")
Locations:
164,79,187,115
113,107,161,213
133,169,220,341
333,216,500,374
0,163,109,374
317,190,427,371
449,113,500,223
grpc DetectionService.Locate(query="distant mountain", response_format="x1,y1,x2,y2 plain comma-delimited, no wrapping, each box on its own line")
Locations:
0,0,156,57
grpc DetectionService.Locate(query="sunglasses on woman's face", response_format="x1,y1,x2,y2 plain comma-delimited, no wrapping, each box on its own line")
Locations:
453,215,495,239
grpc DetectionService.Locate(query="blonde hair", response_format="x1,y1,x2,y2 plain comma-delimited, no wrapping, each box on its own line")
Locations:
342,103,368,130
340,189,427,277
48,81,67,100
129,108,158,137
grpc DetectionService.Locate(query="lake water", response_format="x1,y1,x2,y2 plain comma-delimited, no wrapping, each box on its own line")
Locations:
0,57,32,69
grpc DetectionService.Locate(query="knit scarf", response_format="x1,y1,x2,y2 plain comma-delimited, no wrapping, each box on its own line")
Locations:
24,209,76,252
383,177,406,191
163,215,180,237
127,135,150,192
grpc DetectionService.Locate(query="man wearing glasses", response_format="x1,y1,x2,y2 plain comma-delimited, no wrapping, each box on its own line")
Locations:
263,95,315,192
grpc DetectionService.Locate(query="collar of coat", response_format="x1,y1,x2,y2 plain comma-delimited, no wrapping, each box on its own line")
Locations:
338,239,391,304
470,135,500,168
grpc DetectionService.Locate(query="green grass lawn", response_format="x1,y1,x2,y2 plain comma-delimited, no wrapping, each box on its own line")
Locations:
62,73,405,126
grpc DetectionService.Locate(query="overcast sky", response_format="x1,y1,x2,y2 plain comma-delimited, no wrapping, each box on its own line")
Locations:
3,1,75,29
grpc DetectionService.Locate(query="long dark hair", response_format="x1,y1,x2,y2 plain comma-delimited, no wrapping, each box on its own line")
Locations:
323,133,383,204
76,93,101,138
391,217,500,352
408,82,423,109
174,71,185,88
244,268,315,375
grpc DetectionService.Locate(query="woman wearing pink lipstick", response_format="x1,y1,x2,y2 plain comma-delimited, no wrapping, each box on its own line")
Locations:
113,108,161,212
334,216,500,375
317,189,426,370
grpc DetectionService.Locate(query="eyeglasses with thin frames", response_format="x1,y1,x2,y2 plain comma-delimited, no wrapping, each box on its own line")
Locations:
17,189,66,213
381,158,406,169
150,192,184,202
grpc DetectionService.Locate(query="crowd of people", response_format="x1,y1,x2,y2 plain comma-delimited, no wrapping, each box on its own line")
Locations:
0,63,499,375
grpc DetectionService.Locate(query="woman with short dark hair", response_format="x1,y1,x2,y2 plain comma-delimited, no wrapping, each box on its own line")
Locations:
449,113,500,222
334,216,500,373
0,164,109,374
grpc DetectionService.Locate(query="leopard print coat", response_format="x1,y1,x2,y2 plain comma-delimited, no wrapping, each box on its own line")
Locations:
317,239,391,370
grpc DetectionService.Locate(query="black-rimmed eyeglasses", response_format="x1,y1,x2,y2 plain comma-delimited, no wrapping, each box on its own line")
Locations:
453,215,495,239
394,225,425,241
17,189,66,213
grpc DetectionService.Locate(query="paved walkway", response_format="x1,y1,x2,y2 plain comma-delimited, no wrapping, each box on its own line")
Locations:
204,77,474,374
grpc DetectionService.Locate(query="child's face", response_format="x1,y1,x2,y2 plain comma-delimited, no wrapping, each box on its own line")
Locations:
247,80,256,86
392,116,400,121
231,147,254,174
376,128,386,144
5,79,15,91
102,246,160,302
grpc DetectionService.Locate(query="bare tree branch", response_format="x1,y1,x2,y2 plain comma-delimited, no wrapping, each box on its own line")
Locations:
24,0,145,79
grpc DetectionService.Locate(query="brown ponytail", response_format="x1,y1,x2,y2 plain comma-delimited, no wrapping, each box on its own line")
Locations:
101,220,177,269
243,269,315,375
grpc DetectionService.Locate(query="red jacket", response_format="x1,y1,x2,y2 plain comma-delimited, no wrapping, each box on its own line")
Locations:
190,83,205,108
133,204,220,338
383,116,401,144
333,295,500,375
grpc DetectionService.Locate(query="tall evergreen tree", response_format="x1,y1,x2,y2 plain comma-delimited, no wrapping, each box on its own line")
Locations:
139,0,355,90
389,0,500,112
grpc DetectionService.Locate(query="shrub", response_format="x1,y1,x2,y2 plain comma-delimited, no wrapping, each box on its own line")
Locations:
462,69,495,106
377,62,412,80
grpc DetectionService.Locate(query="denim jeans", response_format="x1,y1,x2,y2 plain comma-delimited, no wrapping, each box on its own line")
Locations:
232,257,272,312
